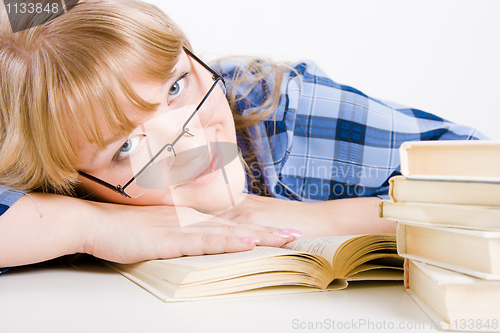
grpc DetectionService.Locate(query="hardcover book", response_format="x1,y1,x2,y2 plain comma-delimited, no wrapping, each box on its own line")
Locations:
405,259,500,331
397,222,500,280
379,201,500,231
399,140,500,182
388,176,500,206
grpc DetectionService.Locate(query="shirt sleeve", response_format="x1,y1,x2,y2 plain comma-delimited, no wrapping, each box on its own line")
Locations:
0,185,26,216
0,186,26,275
216,59,488,202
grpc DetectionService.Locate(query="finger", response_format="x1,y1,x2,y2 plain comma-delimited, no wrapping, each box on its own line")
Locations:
178,224,295,247
162,233,257,258
195,217,281,233
225,221,280,233
148,219,282,235
149,215,300,245
216,219,299,237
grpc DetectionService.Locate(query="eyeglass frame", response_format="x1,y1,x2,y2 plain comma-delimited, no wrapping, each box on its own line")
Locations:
78,46,227,198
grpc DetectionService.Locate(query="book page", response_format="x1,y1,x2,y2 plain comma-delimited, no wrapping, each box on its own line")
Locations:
347,269,404,281
282,236,362,262
148,246,301,270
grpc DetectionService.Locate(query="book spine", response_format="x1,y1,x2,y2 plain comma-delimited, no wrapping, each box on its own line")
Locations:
396,223,407,256
399,142,411,177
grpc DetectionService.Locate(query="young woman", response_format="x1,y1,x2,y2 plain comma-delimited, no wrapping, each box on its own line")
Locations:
0,0,486,271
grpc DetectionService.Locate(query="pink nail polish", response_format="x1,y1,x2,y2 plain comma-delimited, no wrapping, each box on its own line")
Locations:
280,229,303,237
242,237,260,244
272,231,292,238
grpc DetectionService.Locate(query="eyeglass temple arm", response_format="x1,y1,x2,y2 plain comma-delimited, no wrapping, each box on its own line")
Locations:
78,171,132,198
183,46,224,81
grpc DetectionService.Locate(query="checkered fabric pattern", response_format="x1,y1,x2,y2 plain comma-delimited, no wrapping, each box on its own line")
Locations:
214,59,488,202
0,185,26,216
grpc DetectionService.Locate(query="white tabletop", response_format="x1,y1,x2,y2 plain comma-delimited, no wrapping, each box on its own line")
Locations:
0,259,438,333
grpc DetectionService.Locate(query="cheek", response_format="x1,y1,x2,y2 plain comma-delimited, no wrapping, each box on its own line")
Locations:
168,152,247,214
78,177,127,204
78,177,175,206
78,149,246,213
216,100,237,140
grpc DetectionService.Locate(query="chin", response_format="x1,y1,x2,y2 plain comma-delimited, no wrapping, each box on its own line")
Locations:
170,155,247,216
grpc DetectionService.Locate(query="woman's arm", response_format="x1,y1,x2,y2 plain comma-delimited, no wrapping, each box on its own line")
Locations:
0,193,296,268
219,195,396,237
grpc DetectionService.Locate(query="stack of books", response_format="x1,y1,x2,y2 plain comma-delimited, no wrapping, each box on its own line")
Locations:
379,140,500,331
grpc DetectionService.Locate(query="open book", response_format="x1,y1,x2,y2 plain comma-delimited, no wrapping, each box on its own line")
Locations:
108,235,403,302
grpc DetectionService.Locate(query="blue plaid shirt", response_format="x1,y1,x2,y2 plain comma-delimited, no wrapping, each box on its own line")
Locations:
215,59,487,202
0,59,487,274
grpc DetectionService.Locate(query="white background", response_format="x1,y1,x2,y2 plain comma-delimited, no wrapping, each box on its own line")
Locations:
144,0,500,140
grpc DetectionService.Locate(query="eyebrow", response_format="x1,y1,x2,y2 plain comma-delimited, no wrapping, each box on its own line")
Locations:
103,135,123,147
83,134,124,168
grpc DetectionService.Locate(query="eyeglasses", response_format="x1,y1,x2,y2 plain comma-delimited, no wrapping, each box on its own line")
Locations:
78,47,227,198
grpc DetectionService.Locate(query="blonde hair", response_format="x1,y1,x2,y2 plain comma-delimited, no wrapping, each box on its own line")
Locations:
0,0,188,193
221,59,288,196
0,0,286,196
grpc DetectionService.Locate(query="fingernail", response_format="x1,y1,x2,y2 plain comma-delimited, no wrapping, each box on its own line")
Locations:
272,231,292,238
280,229,303,237
242,237,260,244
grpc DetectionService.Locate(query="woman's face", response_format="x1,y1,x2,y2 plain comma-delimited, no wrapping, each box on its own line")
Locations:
75,50,246,216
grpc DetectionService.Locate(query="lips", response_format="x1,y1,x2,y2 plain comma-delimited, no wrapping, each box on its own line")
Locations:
167,142,219,187
166,141,240,187
185,144,221,183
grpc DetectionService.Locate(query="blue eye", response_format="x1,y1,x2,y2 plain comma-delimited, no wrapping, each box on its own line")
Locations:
168,76,186,102
117,136,142,159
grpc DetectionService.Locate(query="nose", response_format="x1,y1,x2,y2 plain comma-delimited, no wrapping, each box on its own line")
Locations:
140,105,204,150
169,115,208,159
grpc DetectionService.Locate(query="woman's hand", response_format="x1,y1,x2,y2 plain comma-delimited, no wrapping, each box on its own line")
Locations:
84,202,298,264
218,195,331,236
218,194,396,237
